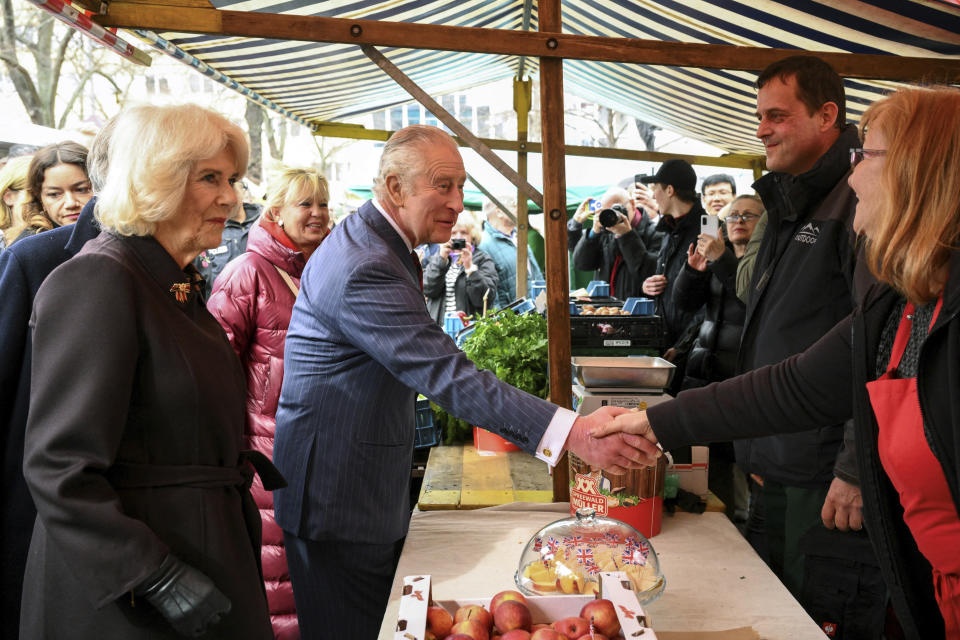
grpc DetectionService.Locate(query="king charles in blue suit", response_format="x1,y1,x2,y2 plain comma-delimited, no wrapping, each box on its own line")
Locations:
273,125,646,639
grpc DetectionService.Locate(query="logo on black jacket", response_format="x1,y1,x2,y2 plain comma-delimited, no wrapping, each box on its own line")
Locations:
794,222,820,245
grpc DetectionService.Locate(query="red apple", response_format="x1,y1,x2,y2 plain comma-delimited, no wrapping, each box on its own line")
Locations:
490,589,528,615
451,618,490,640
529,629,565,640
579,599,620,637
500,631,532,640
455,604,494,632
553,617,589,639
427,605,454,638
494,600,532,633
576,635,608,640
448,635,475,640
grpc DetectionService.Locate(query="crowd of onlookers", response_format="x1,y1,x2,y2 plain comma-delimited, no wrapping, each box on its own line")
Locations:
1,52,959,640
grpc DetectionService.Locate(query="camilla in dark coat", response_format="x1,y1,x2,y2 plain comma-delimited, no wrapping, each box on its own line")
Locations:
20,103,280,639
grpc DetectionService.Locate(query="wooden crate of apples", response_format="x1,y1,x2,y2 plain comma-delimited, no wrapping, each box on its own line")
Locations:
394,573,656,640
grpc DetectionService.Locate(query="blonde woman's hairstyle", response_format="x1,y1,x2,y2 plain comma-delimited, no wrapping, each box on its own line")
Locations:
0,156,31,231
8,141,89,241
265,167,330,219
860,86,960,304
372,125,457,202
96,104,249,236
453,211,482,245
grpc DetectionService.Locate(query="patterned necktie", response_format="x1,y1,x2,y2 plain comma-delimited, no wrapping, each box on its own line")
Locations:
411,251,423,291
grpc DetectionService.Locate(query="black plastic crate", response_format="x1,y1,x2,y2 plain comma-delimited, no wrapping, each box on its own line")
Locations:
414,398,440,449
570,314,662,352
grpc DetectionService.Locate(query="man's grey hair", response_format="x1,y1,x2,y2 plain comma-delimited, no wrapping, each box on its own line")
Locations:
372,125,458,202
483,195,517,222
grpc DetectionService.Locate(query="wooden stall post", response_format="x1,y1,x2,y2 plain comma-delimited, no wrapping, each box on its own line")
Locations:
514,77,533,300
538,0,573,502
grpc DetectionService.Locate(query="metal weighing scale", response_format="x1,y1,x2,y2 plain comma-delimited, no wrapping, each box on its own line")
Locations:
570,356,676,415
572,383,672,414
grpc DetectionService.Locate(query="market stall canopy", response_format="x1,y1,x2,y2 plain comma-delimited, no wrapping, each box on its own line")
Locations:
97,0,960,155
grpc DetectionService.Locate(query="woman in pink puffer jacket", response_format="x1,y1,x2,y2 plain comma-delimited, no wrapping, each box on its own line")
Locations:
207,167,331,640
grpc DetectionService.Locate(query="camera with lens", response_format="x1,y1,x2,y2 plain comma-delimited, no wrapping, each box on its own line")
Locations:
451,238,466,250
597,203,628,228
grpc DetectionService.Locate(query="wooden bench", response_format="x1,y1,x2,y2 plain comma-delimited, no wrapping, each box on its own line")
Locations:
418,444,726,512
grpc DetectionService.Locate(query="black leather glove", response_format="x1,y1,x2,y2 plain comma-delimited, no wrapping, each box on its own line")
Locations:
135,554,231,637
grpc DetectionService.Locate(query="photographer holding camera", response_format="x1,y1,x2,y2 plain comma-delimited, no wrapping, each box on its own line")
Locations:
423,213,499,325
571,186,659,299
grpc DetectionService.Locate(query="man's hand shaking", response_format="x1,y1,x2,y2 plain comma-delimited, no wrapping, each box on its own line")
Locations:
565,407,662,475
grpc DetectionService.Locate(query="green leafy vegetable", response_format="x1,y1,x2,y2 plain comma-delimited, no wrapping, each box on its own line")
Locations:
434,309,549,444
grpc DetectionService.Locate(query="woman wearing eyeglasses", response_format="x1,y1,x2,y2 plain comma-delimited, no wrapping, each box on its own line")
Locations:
593,85,960,639
671,194,763,521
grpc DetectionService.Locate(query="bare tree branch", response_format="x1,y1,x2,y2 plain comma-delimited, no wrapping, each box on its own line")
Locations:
57,66,95,129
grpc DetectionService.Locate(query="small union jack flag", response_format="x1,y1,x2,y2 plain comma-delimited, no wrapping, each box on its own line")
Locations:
563,535,583,545
584,561,599,575
621,548,637,565
576,547,594,564
533,537,542,552
604,532,621,543
546,537,560,552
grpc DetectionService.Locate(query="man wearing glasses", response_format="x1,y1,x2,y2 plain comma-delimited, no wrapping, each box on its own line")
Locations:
737,54,882,634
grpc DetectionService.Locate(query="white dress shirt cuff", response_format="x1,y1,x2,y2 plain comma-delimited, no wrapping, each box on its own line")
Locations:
535,407,577,467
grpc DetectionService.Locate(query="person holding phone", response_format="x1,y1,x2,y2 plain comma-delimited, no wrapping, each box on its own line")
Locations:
671,194,764,522
423,212,499,325
630,176,665,250
637,159,707,390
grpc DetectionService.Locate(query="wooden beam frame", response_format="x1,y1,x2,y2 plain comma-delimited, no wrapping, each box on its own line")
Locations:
361,44,544,209
96,4,960,83
311,123,766,171
539,0,573,502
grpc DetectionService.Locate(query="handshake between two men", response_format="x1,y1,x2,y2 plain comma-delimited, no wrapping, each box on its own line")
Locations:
563,406,660,475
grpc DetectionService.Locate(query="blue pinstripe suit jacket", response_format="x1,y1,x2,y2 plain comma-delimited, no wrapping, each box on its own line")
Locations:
273,201,558,543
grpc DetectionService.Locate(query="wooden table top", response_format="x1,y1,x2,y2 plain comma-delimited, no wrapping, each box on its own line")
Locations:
418,444,725,512
379,505,824,640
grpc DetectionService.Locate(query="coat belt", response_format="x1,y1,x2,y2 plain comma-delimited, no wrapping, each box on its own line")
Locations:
106,450,287,492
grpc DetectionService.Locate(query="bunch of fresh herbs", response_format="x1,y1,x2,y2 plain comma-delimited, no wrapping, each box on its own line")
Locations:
433,309,549,444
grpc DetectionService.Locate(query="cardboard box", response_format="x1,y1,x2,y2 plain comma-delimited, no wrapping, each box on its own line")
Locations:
394,572,657,639
668,445,709,498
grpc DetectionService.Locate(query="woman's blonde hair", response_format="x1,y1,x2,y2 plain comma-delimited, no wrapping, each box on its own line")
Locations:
8,142,89,242
0,156,31,231
265,167,330,219
860,86,960,304
453,211,482,245
96,103,249,236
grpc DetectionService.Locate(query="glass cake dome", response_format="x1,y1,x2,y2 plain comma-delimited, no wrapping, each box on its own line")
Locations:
514,507,665,604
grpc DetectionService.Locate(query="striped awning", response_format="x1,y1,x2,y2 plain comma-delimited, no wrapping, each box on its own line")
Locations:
142,0,960,155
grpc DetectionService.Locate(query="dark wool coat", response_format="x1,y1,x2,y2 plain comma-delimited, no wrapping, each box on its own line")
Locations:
20,232,273,639
735,124,860,486
207,220,305,640
0,198,99,638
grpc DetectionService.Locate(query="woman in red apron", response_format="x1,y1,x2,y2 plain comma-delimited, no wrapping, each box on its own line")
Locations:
851,87,960,636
